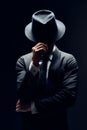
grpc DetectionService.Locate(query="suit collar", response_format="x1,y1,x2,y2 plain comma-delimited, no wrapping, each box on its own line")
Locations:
52,45,60,61
49,45,56,61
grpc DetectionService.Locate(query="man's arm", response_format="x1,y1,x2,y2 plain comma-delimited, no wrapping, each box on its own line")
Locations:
16,56,39,104
34,55,79,113
16,43,48,112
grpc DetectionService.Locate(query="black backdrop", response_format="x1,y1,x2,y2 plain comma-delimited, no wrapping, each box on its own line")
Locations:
1,0,87,130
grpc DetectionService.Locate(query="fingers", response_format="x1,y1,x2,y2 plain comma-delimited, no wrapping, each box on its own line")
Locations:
34,42,48,48
16,100,31,112
16,99,20,105
16,100,21,112
32,42,48,50
33,47,47,53
35,44,48,50
32,42,48,54
16,108,30,112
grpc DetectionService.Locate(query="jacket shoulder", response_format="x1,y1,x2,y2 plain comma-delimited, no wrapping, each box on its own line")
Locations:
22,52,32,61
16,52,32,71
55,46,75,61
59,50,78,70
60,50,74,60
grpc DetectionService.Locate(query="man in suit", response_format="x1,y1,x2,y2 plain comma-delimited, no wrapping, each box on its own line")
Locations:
16,10,78,130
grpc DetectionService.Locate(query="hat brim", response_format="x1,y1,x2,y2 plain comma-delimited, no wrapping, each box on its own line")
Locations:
25,19,66,43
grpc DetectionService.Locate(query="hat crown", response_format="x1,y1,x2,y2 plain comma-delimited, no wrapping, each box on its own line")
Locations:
32,10,58,43
32,10,55,24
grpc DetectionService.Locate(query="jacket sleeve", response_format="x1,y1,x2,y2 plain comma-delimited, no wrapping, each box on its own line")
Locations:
34,55,79,113
16,56,38,104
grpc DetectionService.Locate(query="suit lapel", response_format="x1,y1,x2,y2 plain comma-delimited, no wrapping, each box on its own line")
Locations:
49,45,61,71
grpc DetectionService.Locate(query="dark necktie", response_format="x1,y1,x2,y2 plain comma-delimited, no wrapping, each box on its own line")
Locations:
39,58,48,87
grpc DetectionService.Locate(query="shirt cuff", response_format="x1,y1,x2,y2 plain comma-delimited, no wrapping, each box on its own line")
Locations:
30,102,38,114
29,61,40,76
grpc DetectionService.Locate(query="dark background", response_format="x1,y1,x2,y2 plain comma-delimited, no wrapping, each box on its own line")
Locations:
0,0,87,130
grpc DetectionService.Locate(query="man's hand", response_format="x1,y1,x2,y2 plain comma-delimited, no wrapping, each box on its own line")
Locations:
32,42,48,66
16,99,31,112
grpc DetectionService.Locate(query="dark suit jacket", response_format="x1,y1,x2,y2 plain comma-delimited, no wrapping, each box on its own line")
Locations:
16,45,78,130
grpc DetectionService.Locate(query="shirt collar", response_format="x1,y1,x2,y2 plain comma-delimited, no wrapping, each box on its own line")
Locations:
49,45,55,61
